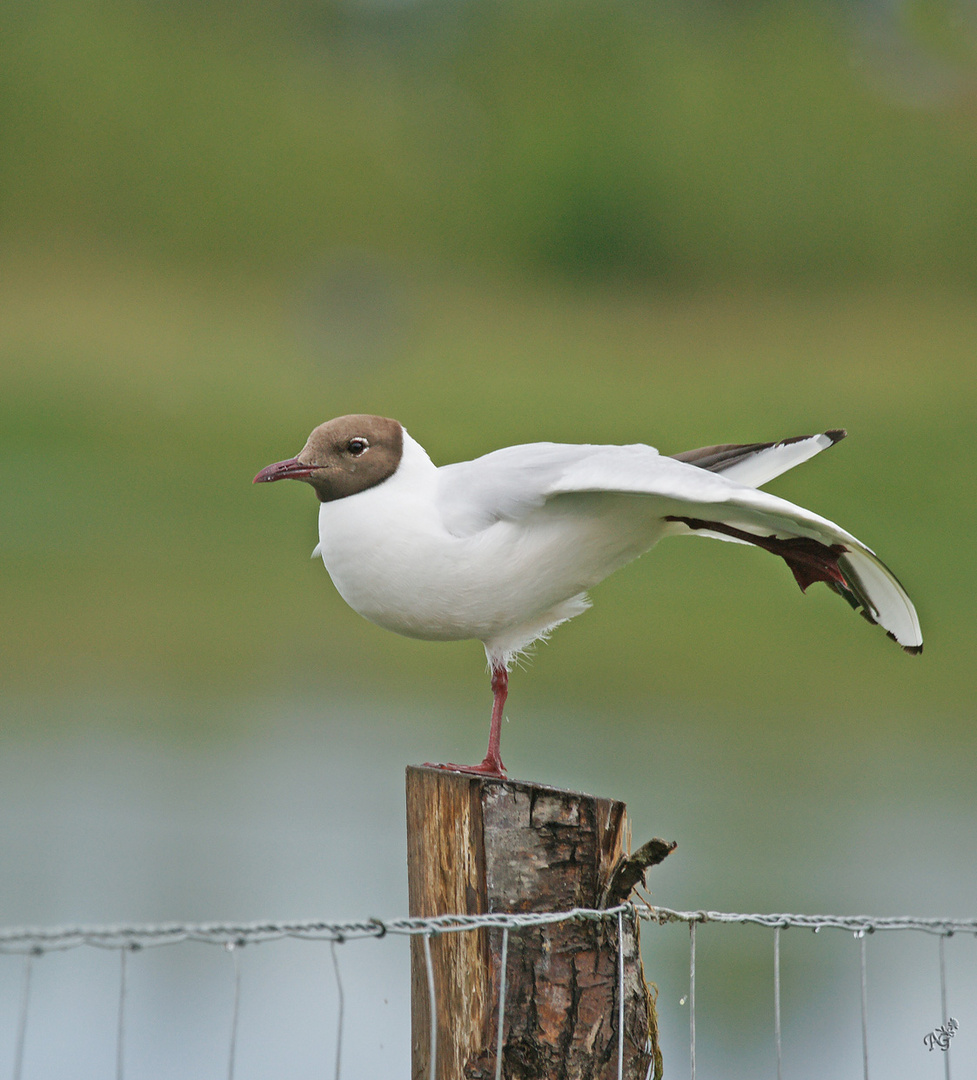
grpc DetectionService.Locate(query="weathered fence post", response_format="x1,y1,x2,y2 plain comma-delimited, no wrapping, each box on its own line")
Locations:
406,765,666,1080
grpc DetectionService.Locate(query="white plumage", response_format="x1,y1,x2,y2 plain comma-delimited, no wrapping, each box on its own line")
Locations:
318,430,919,660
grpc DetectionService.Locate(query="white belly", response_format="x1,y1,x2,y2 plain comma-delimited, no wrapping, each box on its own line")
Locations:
316,486,667,647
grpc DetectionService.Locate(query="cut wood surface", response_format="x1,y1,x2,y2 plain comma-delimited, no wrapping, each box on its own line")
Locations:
406,766,662,1080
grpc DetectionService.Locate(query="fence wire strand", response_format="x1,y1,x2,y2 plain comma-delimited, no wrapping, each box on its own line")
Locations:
226,943,242,1080
494,926,508,1080
11,952,33,1080
617,909,625,1080
689,921,697,1080
773,925,783,1080
422,932,436,1080
2,904,974,954
859,932,870,1080
330,940,344,1080
939,934,952,1080
116,948,128,1080
1,901,970,1080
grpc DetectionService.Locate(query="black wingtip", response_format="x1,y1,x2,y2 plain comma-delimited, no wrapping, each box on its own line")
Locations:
886,630,923,655
825,428,847,444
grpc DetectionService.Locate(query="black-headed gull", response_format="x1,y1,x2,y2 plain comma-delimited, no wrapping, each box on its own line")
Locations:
255,415,922,777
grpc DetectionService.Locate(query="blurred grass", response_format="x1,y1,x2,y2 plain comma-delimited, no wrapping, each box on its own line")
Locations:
2,1,977,282
1,0,974,738
1,243,971,731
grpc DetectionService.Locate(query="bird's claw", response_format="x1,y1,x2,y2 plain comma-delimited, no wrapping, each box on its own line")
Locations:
422,759,508,780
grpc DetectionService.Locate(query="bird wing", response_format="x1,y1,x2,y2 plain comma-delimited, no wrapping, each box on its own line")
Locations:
437,439,921,653
670,429,846,487
437,442,615,534
437,429,845,533
547,448,922,653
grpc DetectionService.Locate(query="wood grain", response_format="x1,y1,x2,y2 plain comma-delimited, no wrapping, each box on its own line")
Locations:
407,766,660,1080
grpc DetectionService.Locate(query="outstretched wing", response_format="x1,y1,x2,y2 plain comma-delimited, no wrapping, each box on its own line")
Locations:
546,446,922,653
437,434,921,653
437,428,846,533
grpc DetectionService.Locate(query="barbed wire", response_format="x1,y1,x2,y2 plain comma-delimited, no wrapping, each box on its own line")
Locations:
2,902,974,955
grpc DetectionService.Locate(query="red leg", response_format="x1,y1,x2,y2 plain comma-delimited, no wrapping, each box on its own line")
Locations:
424,663,508,778
483,663,508,772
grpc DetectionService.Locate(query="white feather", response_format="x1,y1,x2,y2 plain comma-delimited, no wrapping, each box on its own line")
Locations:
716,432,841,487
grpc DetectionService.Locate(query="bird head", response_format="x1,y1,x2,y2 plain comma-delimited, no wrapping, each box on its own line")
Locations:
253,414,403,502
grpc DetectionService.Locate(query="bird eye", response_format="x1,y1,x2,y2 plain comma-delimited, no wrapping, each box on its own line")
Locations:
346,437,369,456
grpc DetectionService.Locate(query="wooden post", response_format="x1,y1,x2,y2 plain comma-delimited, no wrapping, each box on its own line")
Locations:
406,766,665,1080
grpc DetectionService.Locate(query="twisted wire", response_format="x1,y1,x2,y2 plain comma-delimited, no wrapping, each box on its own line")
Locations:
644,907,977,937
2,903,973,956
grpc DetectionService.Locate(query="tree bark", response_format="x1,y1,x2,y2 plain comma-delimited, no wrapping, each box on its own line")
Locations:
407,766,662,1080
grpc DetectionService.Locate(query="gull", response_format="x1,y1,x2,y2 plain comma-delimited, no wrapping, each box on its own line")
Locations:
254,415,922,777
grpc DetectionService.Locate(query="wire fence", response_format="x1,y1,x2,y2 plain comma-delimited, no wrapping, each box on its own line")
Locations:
3,903,973,1080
